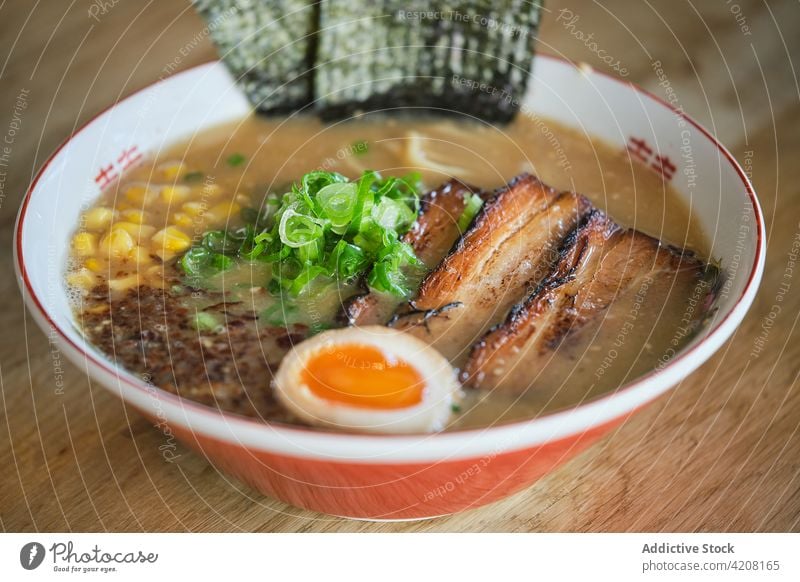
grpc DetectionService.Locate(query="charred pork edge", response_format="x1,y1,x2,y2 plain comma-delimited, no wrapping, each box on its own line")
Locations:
407,173,560,311
460,208,616,384
435,173,558,270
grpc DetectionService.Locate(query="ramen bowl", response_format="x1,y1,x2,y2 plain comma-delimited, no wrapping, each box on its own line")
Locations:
15,56,764,519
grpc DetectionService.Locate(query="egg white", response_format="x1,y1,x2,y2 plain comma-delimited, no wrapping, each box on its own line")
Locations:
273,326,462,434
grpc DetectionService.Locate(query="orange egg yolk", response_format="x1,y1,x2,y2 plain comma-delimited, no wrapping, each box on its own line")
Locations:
301,344,424,409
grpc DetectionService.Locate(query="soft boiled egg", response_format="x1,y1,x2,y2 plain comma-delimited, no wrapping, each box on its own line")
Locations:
273,326,462,434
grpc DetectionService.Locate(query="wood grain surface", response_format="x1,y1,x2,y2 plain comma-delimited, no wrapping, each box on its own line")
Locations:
1,0,798,532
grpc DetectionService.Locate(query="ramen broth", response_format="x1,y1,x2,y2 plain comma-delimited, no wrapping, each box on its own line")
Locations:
67,113,710,430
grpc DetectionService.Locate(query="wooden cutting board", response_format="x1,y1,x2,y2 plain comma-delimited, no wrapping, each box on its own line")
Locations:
1,0,798,532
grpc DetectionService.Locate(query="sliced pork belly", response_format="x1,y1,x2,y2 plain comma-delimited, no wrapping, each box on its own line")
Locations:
341,179,483,326
389,174,593,366
405,179,485,268
463,209,719,397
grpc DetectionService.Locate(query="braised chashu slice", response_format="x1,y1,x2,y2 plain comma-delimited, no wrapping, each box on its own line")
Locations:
341,179,484,326
389,174,594,366
463,209,718,395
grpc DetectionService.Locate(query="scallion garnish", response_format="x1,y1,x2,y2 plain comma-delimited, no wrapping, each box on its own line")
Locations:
226,153,246,167
179,170,425,324
317,182,358,232
183,171,204,182
457,192,483,232
193,311,222,333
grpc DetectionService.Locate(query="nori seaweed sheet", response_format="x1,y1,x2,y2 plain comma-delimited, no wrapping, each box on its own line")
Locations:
193,0,317,112
194,0,542,122
315,1,542,122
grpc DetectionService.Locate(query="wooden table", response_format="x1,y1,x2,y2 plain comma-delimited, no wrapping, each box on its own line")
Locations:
1,0,798,532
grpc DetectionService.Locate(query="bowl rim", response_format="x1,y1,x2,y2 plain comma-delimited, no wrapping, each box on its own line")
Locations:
14,55,766,462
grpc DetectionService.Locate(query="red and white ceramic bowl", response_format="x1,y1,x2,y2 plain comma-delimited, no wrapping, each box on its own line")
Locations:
15,56,765,520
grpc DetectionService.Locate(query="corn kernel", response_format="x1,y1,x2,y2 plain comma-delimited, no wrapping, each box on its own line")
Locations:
122,209,148,224
146,265,165,278
86,304,109,314
158,161,186,180
207,202,241,223
99,228,135,260
152,226,191,254
160,185,190,204
181,201,206,218
110,221,156,241
72,232,97,257
172,212,194,228
108,274,140,293
82,207,116,231
131,246,153,265
145,264,166,286
84,258,105,273
66,268,96,291
124,185,153,205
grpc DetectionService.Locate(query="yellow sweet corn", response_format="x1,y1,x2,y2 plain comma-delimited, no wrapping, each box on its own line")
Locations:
207,202,241,223
131,246,153,266
160,185,190,204
71,232,97,257
99,228,135,260
171,212,194,228
151,226,191,254
122,209,148,224
107,274,140,293
84,258,105,273
124,185,153,205
82,207,116,231
110,222,156,241
181,201,206,218
158,161,186,180
66,268,96,291
146,265,165,278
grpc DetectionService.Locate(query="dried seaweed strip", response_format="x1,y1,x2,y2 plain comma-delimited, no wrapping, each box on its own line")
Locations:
315,0,543,122
193,0,317,112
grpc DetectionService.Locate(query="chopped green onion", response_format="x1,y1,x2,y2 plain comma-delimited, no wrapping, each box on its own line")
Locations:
179,169,428,320
372,197,416,231
193,312,222,332
278,208,326,248
226,153,246,167
179,246,233,282
328,240,368,279
180,247,212,277
457,193,484,232
211,253,234,271
287,265,328,295
262,302,300,327
183,171,204,182
317,182,358,232
202,230,241,255
367,262,402,296
295,235,324,264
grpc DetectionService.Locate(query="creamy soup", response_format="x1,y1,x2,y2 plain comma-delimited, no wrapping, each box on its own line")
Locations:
66,113,716,431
